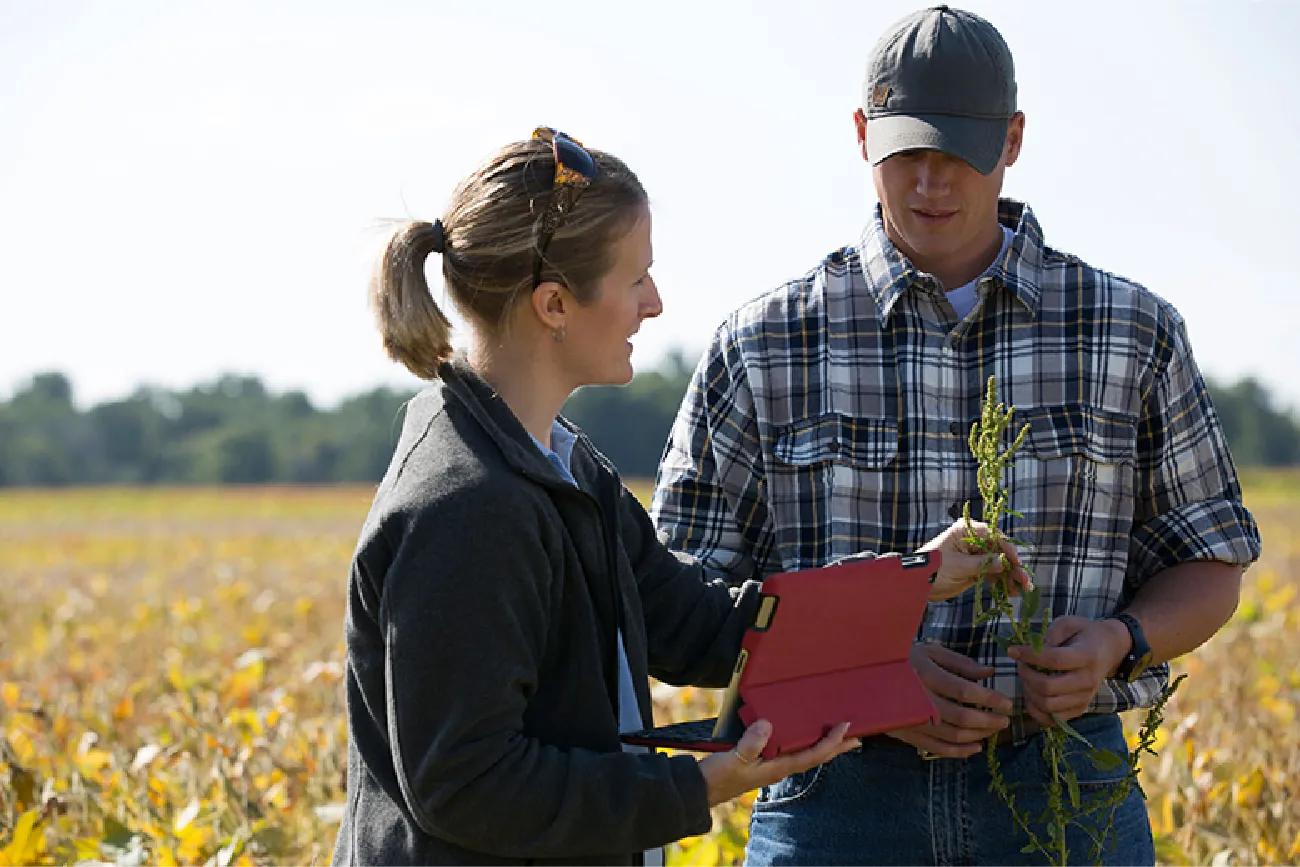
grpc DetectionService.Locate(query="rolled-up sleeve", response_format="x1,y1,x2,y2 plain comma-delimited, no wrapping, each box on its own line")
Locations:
1127,314,1262,587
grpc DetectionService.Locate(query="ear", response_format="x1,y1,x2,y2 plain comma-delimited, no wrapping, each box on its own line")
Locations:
1003,112,1025,169
530,280,569,331
853,108,870,161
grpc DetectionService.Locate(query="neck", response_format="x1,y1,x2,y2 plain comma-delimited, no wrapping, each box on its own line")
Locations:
467,331,571,449
894,217,1005,291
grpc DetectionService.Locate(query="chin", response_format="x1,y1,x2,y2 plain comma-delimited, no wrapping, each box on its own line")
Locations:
604,359,635,386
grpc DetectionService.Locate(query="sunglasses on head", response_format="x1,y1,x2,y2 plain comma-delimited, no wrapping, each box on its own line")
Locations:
531,126,598,288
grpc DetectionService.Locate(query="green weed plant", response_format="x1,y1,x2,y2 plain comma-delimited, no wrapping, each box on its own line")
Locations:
963,376,1183,866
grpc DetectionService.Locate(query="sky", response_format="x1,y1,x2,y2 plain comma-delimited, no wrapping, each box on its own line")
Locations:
2,0,1299,413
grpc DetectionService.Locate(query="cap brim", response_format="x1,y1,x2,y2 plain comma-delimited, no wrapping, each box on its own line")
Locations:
866,114,1008,175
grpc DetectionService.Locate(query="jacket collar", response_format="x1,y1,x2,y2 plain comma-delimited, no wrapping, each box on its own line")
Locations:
437,356,611,494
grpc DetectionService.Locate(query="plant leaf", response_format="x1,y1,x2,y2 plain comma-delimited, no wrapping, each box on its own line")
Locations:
1052,715,1095,748
1020,585,1041,620
173,798,200,835
1088,747,1124,772
102,817,135,849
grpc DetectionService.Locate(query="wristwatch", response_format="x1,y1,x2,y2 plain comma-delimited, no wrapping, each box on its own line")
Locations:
1107,612,1153,682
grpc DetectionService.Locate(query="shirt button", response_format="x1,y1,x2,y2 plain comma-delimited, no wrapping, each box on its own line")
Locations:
948,502,963,520
949,420,966,436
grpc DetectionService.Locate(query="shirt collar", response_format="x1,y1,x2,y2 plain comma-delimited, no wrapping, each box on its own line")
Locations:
858,198,1045,322
528,420,578,486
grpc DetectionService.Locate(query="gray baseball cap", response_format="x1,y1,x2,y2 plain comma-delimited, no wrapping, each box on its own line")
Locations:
863,5,1017,175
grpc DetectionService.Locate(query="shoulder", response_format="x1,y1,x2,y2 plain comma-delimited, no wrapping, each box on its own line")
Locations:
365,389,549,554
1037,243,1187,343
718,245,858,347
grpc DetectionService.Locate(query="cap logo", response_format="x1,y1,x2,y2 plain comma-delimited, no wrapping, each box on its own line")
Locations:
871,85,891,107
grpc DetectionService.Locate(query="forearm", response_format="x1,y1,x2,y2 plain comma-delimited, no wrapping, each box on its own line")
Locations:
1121,559,1244,667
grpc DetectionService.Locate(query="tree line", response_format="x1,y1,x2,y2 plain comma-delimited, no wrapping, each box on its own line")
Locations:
1,357,1297,487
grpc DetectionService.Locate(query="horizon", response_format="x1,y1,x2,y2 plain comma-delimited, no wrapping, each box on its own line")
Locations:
4,353,1296,419
4,1,1299,413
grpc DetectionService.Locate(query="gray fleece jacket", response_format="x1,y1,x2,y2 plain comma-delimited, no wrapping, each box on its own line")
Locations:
330,358,763,866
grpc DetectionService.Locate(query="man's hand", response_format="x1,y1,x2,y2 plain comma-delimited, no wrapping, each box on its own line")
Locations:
1008,616,1131,727
888,643,1012,758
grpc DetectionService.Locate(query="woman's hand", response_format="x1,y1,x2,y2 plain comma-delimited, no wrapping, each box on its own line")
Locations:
697,720,860,807
918,519,1032,602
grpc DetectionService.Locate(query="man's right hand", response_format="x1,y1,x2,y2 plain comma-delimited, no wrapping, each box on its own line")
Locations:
887,643,1012,759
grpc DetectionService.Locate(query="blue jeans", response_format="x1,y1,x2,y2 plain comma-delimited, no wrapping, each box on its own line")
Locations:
745,713,1154,866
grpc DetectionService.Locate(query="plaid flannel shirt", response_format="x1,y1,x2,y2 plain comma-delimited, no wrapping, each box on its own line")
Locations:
650,199,1262,715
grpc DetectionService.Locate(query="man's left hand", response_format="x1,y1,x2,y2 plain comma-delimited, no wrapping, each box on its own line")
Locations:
1008,616,1131,727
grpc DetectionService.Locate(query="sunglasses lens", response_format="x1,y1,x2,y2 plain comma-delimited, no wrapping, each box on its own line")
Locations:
552,135,596,180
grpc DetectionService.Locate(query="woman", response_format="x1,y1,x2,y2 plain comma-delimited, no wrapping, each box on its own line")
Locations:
332,128,1025,865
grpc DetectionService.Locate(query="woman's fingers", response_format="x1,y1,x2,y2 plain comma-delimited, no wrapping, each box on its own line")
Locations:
701,719,859,806
731,718,772,764
958,523,1032,593
763,722,858,780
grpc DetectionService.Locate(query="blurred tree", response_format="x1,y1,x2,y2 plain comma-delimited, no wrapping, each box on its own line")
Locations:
0,359,1293,486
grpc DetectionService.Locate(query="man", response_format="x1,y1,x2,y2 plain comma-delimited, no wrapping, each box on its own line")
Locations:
650,6,1262,865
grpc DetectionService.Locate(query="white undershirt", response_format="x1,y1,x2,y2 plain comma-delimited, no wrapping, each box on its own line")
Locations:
945,225,1015,320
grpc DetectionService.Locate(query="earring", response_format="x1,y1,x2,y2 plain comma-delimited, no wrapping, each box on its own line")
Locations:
552,326,566,343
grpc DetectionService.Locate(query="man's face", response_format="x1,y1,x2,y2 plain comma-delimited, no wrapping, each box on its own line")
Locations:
857,112,1024,278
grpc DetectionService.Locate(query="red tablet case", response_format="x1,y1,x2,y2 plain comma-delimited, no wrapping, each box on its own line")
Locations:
622,552,941,759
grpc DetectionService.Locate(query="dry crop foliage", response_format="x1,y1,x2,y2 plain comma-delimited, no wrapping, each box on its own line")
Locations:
0,479,1295,865
0,488,367,865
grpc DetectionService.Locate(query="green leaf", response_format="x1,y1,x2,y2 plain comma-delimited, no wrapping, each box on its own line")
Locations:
250,826,288,857
1020,585,1041,620
1029,631,1044,653
1021,843,1038,854
1088,747,1124,772
1066,772,1081,810
992,633,1014,652
1053,715,1095,748
102,817,135,849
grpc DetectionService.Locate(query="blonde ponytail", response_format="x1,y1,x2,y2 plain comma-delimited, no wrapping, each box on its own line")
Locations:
370,221,454,380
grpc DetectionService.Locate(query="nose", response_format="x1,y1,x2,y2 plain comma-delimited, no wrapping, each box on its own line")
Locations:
641,275,663,319
914,153,954,198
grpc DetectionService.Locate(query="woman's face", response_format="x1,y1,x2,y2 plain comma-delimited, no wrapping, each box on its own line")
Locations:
562,210,661,387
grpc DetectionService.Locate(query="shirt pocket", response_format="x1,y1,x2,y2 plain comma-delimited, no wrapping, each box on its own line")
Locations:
1010,405,1138,570
769,414,899,568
